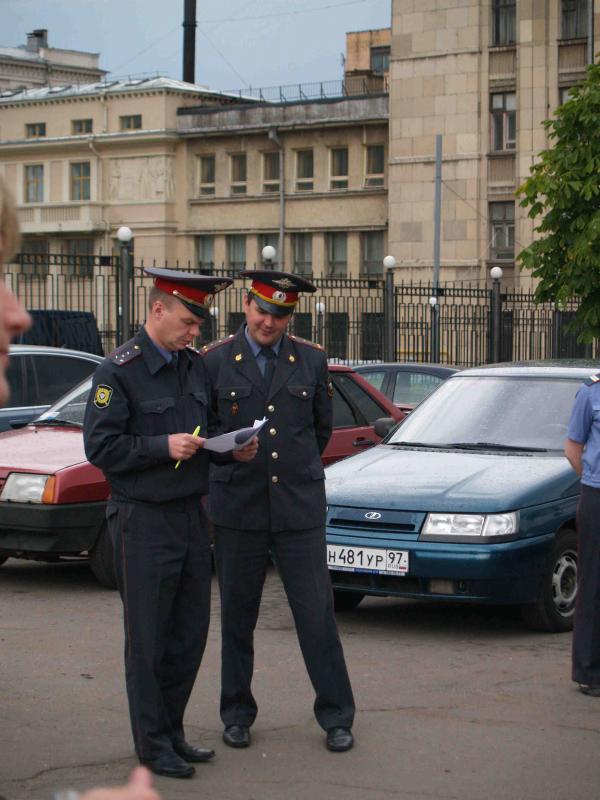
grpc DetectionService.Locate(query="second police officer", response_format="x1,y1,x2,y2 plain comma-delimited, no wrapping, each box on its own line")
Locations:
202,269,355,753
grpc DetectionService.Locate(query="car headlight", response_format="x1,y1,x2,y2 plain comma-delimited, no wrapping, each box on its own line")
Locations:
0,473,55,504
421,511,518,541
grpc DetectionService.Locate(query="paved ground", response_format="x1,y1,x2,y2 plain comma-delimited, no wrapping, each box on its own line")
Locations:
0,558,599,800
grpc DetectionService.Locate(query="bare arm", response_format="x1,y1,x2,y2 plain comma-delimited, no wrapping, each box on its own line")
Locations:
565,438,584,476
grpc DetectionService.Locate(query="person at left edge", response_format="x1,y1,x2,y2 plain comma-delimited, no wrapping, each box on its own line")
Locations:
83,267,258,780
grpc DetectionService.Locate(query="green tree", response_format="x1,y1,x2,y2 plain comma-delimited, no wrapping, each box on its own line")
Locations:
517,63,600,341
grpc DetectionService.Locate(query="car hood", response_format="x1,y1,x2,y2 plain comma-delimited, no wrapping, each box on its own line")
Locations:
324,445,579,512
0,426,87,475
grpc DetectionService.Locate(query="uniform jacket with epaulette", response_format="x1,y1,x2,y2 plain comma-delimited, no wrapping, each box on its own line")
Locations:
202,325,333,532
83,325,218,503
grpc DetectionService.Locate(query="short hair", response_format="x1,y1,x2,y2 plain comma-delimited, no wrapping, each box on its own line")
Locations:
148,286,176,311
0,175,20,263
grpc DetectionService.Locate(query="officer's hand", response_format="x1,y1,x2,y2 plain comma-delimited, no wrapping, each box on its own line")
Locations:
78,766,160,800
233,436,259,462
168,433,205,461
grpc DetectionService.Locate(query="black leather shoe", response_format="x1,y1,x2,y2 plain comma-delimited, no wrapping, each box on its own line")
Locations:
579,684,600,697
222,725,250,748
140,753,195,778
173,740,216,763
326,727,354,752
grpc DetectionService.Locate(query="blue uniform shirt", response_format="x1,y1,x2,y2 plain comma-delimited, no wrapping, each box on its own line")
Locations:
567,379,600,488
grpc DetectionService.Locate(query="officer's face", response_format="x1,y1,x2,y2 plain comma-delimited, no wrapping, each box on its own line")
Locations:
243,296,291,347
0,275,32,406
152,298,203,351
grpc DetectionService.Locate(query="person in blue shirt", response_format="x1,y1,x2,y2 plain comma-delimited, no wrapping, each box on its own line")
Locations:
565,372,600,696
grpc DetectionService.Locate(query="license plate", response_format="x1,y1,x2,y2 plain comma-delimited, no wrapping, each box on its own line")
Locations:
327,544,409,575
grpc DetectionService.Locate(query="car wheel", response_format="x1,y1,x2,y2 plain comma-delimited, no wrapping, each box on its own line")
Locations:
89,523,118,590
333,590,365,612
521,529,577,633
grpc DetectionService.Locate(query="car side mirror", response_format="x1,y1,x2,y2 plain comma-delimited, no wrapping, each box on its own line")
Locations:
374,417,396,439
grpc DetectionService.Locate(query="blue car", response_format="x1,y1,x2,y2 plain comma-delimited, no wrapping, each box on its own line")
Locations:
325,362,595,632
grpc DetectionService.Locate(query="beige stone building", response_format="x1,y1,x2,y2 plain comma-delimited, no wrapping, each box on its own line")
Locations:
0,29,106,91
388,0,598,287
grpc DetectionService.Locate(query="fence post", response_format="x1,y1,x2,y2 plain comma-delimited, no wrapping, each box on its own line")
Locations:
117,227,133,345
490,266,503,363
383,265,395,361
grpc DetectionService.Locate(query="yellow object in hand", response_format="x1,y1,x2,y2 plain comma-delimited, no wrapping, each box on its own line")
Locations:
174,424,201,469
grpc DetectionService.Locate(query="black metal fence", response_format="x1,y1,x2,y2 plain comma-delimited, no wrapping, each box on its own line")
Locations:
3,255,597,364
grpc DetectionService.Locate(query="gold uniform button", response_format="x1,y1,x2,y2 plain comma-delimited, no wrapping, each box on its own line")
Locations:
302,391,307,397
272,476,279,484
271,452,278,459
267,404,275,413
269,427,277,436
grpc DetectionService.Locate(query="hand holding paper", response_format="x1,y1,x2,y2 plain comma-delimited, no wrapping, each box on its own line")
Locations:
203,418,268,453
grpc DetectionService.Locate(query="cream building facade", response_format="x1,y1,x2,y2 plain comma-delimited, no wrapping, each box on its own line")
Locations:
388,0,598,286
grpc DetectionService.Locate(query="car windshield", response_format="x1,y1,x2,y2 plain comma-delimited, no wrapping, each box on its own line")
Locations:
387,375,581,452
33,378,93,427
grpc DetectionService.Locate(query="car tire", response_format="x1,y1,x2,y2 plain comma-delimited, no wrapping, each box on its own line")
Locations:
521,529,577,633
89,523,118,590
333,590,365,612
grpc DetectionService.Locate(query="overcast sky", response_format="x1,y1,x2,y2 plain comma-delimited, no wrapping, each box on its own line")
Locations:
2,0,391,90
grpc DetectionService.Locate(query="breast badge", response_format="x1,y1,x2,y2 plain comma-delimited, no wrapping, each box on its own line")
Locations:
327,381,334,398
94,384,113,408
231,402,240,416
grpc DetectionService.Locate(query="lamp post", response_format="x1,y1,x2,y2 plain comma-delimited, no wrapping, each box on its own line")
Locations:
262,244,276,269
383,255,396,362
116,226,133,346
316,301,326,347
429,295,439,363
490,265,503,363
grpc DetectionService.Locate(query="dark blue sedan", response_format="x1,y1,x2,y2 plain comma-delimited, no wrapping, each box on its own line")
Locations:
325,362,595,632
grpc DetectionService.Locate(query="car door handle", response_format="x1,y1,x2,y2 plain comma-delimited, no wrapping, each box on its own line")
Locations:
353,437,376,447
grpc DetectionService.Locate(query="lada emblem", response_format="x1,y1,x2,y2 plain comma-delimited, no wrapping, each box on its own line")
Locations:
364,511,382,520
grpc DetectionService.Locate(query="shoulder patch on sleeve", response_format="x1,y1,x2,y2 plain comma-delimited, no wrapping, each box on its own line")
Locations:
584,373,600,386
110,343,142,366
93,384,113,408
200,334,234,355
288,334,323,351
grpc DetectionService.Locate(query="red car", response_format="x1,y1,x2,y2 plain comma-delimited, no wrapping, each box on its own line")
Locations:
0,365,402,587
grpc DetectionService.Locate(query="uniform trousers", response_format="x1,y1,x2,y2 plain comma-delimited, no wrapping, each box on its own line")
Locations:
108,499,212,760
214,524,355,731
572,484,600,686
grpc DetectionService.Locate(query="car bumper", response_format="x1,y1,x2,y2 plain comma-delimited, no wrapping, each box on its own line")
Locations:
0,501,106,556
326,532,555,605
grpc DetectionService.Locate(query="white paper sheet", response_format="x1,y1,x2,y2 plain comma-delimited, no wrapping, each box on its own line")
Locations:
202,417,268,453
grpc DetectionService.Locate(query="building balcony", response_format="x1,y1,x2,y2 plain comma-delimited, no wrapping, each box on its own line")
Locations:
17,202,106,234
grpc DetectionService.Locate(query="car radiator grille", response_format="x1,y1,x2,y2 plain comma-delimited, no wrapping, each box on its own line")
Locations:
330,569,421,594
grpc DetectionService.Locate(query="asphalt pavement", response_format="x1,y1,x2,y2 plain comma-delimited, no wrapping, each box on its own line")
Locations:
1,559,599,800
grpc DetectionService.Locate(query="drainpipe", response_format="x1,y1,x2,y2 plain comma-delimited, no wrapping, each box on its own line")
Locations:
268,127,285,269
88,137,110,253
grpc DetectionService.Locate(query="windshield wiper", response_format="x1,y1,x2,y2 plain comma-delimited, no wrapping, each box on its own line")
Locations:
30,418,83,428
391,441,452,449
447,441,548,453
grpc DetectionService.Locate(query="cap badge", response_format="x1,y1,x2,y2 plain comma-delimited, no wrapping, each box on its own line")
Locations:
272,290,287,302
272,278,295,289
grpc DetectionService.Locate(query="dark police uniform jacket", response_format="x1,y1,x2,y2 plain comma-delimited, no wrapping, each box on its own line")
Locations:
202,326,332,532
84,325,216,502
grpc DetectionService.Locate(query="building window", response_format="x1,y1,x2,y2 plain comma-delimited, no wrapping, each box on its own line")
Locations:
330,147,349,190
491,0,516,46
361,231,384,277
491,92,516,151
72,118,93,134
230,154,247,195
226,234,246,274
262,152,280,193
120,114,142,131
559,86,577,105
20,238,50,276
326,232,348,276
370,46,390,74
292,233,312,276
70,162,91,201
296,149,314,191
24,164,44,203
64,239,95,278
489,202,515,261
365,144,385,187
196,235,215,272
198,155,215,195
259,233,279,266
562,0,588,39
25,122,46,138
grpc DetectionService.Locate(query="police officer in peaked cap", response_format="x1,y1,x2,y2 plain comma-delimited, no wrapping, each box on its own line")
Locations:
83,267,258,778
202,269,355,753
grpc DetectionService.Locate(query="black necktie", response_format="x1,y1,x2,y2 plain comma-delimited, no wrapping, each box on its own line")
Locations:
260,347,277,389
